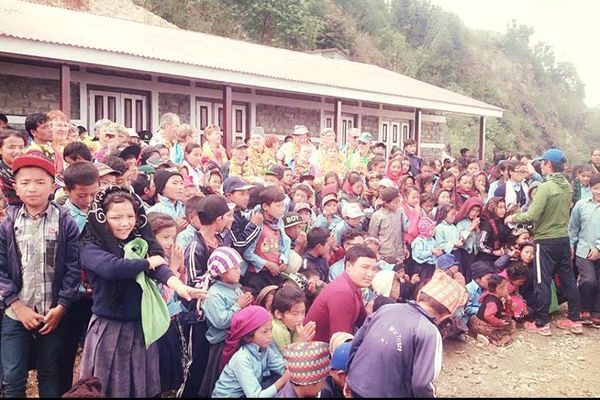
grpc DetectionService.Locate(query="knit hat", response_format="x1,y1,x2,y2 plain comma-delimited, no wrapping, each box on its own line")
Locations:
281,272,308,291
331,342,352,371
12,152,55,178
435,254,460,270
371,270,396,298
154,169,183,196
207,247,243,278
417,217,436,238
284,341,331,386
419,269,468,314
470,261,495,280
329,332,354,354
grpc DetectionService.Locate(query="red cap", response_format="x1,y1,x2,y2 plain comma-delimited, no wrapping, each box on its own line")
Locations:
12,152,56,178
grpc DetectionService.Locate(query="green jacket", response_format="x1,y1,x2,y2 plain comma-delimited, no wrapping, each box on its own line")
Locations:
513,173,572,240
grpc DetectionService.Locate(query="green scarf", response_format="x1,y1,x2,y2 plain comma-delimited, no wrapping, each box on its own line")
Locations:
124,238,170,348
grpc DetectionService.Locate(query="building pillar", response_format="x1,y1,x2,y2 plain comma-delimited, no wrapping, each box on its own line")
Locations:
60,64,71,119
334,99,342,145
223,85,233,151
414,108,422,155
479,116,486,162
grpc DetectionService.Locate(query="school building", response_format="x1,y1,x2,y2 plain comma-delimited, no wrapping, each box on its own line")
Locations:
0,0,503,160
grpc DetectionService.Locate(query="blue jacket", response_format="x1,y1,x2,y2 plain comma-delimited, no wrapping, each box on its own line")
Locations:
568,198,600,259
202,280,242,344
303,252,330,283
328,257,345,282
434,221,460,254
411,237,437,265
231,208,260,250
0,203,81,310
243,220,290,274
80,242,174,321
212,342,285,398
463,280,484,322
147,195,185,220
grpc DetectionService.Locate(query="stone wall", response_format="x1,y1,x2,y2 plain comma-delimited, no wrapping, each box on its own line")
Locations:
361,115,379,139
256,104,321,137
0,74,81,120
158,93,191,123
420,121,444,159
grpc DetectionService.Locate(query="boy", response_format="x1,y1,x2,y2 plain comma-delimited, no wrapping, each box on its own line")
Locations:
321,341,351,398
264,164,292,211
284,212,307,256
62,142,93,166
243,186,291,295
368,187,408,264
303,227,333,283
0,152,80,397
278,341,331,398
572,165,594,203
344,270,467,397
331,203,364,246
59,161,99,394
131,169,157,209
403,139,422,177
313,192,342,231
290,183,312,208
95,163,122,188
181,194,235,397
462,261,495,324
569,173,600,326
104,156,130,187
222,176,262,249
176,195,203,249
328,230,365,282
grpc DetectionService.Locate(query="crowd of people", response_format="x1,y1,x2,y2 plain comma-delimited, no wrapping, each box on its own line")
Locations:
0,110,598,398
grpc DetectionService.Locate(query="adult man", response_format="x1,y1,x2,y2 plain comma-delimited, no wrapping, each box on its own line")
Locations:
345,132,373,175
328,230,365,281
505,148,582,335
304,245,376,342
343,128,360,159
149,112,180,147
276,125,315,165
494,161,530,209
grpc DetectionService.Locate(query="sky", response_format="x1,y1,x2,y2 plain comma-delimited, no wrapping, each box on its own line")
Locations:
427,0,600,107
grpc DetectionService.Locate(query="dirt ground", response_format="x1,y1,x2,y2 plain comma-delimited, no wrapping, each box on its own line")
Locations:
23,306,600,398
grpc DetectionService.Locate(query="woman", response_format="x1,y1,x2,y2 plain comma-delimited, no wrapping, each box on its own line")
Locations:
201,125,228,165
0,129,25,205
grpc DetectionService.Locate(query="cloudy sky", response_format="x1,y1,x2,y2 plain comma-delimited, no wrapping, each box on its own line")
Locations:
428,0,600,107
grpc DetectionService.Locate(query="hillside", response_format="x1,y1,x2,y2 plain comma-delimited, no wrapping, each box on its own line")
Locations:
35,0,599,163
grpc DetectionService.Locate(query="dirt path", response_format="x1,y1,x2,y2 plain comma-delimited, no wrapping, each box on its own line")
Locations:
437,308,600,397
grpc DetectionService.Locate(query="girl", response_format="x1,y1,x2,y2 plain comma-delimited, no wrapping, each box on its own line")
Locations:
415,173,435,194
79,186,207,398
456,172,478,207
202,169,224,196
435,189,452,208
477,197,509,265
398,175,416,192
148,213,189,394
323,171,342,193
340,171,369,210
434,204,463,258
148,170,186,221
201,124,228,165
420,192,436,219
474,172,489,201
367,156,387,177
363,171,382,209
0,129,25,205
255,285,279,312
180,143,204,188
271,286,316,354
212,306,289,398
411,217,443,282
498,262,530,322
199,247,254,397
454,197,484,282
385,157,404,187
471,274,516,346
401,186,422,245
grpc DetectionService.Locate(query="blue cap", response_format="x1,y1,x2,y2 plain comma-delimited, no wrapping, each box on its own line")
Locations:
222,176,253,194
436,254,460,270
540,148,565,163
331,342,352,371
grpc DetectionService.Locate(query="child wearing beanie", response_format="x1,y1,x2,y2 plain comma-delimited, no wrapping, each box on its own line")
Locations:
198,247,254,397
147,169,186,222
277,341,331,398
411,217,443,283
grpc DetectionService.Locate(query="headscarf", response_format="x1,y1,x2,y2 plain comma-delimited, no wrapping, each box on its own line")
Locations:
417,216,436,238
456,171,479,199
371,270,396,298
453,197,484,224
81,185,164,258
385,158,404,186
220,305,272,370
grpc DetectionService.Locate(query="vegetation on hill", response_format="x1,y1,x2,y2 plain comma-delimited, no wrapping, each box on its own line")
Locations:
134,0,599,163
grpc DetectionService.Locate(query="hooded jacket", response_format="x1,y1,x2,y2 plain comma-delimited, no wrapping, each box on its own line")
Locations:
513,173,572,240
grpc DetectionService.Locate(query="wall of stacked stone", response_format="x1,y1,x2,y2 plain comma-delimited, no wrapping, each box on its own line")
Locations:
0,74,80,120
256,104,320,137
420,121,444,159
361,115,379,138
158,93,191,124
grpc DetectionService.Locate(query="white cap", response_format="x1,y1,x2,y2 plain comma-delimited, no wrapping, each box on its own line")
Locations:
293,125,309,135
342,202,365,219
378,178,397,189
127,128,139,138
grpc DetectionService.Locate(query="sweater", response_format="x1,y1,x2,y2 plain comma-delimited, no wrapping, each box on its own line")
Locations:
202,281,242,344
368,207,407,262
303,252,330,283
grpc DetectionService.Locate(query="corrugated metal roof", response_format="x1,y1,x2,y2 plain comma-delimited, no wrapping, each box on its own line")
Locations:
0,0,503,116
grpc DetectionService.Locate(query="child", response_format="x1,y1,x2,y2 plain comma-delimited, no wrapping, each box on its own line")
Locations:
420,192,435,219
278,341,331,398
368,187,407,264
498,261,530,322
199,247,254,397
477,197,509,264
180,142,204,188
313,191,342,231
212,306,288,397
454,197,484,281
331,202,364,246
434,204,463,258
385,157,404,188
0,153,80,398
572,165,594,203
0,128,25,206
181,194,235,397
321,341,351,398
456,172,478,207
370,270,404,305
340,172,366,207
303,227,333,283
59,160,100,394
223,176,263,250
284,212,308,256
403,139,422,177
411,217,443,278
255,285,279,311
148,169,186,222
132,170,157,209
271,286,316,353
463,261,495,324
363,171,381,208
401,186,422,245
148,212,188,394
290,184,313,208
175,195,203,249
78,186,207,398
243,187,291,295
471,274,516,346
